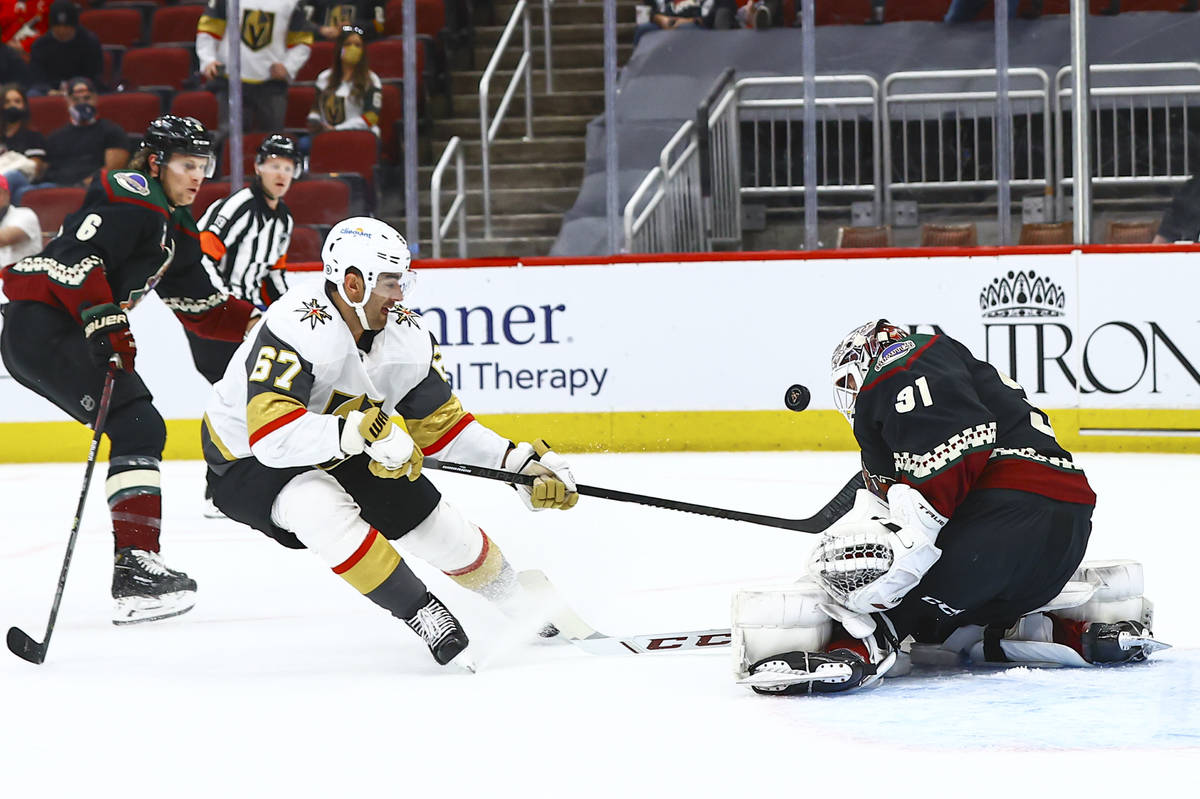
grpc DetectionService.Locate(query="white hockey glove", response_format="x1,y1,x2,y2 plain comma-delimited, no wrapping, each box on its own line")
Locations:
341,409,423,481
809,483,947,615
504,440,579,510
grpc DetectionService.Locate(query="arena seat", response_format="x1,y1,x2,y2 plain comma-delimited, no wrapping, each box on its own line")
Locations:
170,91,220,131
836,225,892,248
120,47,194,91
309,130,379,180
150,4,205,45
284,179,352,226
286,224,324,264
191,180,232,220
97,92,163,135
285,85,317,131
28,96,69,135
295,41,336,84
920,222,978,247
220,132,271,180
1019,221,1073,245
1105,219,1158,243
20,187,86,236
79,8,144,48
378,82,402,163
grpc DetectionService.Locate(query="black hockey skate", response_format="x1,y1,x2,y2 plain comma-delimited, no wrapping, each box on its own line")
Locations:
403,593,472,668
111,547,198,625
1081,620,1170,664
743,650,880,696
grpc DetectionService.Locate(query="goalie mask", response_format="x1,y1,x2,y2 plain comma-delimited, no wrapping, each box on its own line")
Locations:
830,319,909,425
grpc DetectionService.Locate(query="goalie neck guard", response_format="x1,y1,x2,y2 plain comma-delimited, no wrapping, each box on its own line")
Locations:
830,319,909,425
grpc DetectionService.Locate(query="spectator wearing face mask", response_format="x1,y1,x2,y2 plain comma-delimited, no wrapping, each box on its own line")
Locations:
304,25,381,151
28,2,104,96
0,84,49,200
37,77,129,189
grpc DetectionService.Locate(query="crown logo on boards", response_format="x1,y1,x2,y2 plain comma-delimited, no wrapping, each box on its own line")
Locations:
980,270,1065,318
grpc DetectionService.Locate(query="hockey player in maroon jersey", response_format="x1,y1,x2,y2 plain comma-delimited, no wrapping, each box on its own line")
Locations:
0,115,259,625
732,320,1167,695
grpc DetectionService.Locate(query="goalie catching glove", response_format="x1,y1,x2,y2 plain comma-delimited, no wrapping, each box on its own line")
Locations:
81,302,136,373
504,439,578,510
340,408,423,480
809,483,947,615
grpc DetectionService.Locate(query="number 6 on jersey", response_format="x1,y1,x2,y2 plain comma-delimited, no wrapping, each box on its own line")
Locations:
249,345,302,390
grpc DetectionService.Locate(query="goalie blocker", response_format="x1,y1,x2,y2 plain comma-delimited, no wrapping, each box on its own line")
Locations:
732,559,1169,696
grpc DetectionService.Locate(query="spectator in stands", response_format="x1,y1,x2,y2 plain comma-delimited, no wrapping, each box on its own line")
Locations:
28,2,103,96
197,0,315,133
1153,174,1200,243
304,25,382,151
302,1,385,41
634,0,739,46
0,174,42,268
2,0,50,57
38,77,129,190
1,37,32,88
736,0,783,29
0,83,49,199
944,0,1017,23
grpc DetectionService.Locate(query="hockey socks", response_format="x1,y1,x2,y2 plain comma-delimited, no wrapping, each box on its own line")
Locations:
332,528,428,618
106,455,162,552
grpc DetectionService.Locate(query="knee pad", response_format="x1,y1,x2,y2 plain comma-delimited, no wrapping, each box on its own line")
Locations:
731,579,833,680
270,470,370,567
105,398,166,458
1054,559,1154,630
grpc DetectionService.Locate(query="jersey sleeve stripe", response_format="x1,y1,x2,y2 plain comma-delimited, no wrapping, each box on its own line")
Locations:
247,398,308,446
419,411,476,455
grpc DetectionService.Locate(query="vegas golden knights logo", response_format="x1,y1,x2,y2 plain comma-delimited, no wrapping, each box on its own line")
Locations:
242,10,275,51
321,93,346,125
327,5,356,27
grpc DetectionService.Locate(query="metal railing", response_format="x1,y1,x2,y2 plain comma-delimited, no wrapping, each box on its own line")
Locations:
737,74,882,218
624,121,705,253
882,68,1052,223
431,136,467,259
479,1,534,239
1054,62,1200,219
698,69,740,248
543,0,555,93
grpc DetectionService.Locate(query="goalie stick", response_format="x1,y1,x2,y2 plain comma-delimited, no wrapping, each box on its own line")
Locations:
426,460,865,534
518,569,732,655
8,367,117,665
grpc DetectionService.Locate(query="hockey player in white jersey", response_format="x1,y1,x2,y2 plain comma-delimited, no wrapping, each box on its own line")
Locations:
731,320,1168,695
201,217,578,668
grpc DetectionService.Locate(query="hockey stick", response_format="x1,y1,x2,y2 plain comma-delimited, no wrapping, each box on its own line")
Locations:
424,459,864,534
517,570,732,655
7,367,117,665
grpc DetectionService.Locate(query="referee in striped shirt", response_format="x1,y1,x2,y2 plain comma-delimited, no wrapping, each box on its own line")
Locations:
189,134,302,383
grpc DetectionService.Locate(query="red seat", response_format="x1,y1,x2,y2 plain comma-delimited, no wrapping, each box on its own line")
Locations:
309,129,378,177
191,180,232,220
378,81,400,163
286,224,323,264
101,45,124,89
383,0,447,37
121,47,194,90
20,187,86,235
285,85,317,130
295,41,336,84
220,132,271,179
170,91,220,131
79,9,143,48
366,38,424,84
28,96,69,135
97,92,163,135
150,4,205,44
285,179,351,226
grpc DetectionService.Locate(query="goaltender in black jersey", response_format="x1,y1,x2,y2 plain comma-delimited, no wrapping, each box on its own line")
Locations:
0,115,259,625
202,217,579,669
733,320,1168,696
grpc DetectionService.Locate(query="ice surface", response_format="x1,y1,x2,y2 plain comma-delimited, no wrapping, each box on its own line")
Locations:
0,452,1196,795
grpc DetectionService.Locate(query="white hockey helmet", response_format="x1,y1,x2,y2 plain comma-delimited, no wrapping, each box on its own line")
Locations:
831,319,909,425
321,216,413,310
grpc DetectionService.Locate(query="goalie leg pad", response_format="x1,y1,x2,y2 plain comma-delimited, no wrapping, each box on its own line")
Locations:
731,580,832,680
1053,559,1154,629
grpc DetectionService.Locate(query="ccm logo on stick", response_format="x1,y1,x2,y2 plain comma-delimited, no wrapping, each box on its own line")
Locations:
644,633,732,650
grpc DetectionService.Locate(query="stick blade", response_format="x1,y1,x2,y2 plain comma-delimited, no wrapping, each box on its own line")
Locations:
7,626,46,665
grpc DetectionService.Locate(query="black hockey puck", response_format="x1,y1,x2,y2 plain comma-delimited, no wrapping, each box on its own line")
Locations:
784,384,811,412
